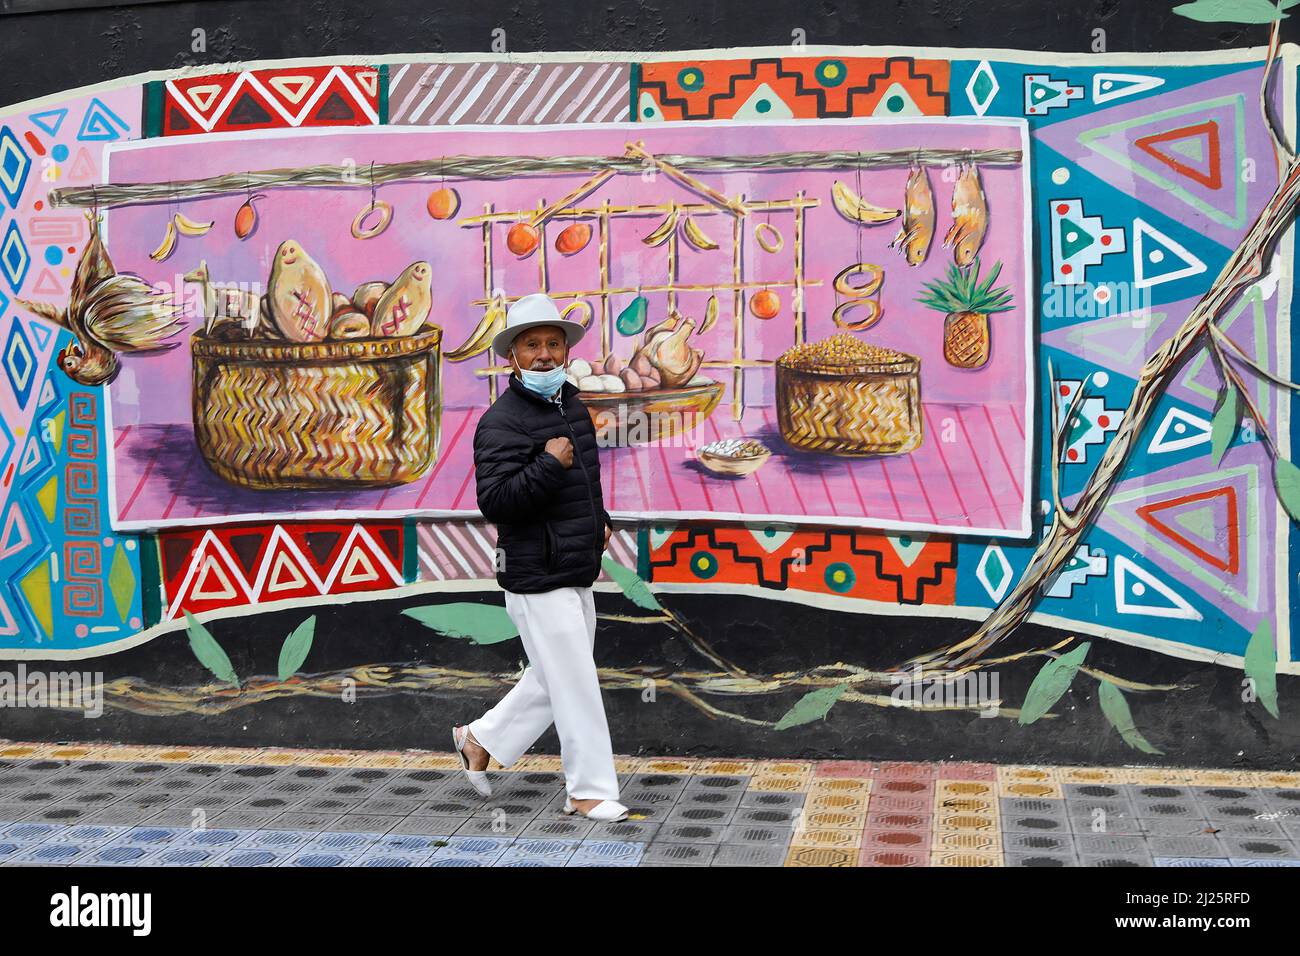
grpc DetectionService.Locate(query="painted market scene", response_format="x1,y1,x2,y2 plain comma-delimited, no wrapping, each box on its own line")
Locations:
2,0,1300,870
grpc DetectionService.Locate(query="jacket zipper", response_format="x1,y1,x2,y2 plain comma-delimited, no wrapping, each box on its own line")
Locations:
554,394,602,566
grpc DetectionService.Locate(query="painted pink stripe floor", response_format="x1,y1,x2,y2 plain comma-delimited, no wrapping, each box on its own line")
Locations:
113,403,1026,531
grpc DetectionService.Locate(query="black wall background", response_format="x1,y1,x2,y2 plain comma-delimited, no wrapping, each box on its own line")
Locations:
1,1,1299,766
1,0,1299,110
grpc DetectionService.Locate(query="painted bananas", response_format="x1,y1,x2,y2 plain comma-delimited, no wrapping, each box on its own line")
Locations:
643,204,679,247
149,219,178,262
445,296,506,361
150,212,214,261
681,215,718,250
831,180,901,225
174,212,215,236
699,294,719,335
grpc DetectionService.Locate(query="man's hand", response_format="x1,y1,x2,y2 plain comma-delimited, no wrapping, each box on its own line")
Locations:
543,436,574,469
603,522,612,551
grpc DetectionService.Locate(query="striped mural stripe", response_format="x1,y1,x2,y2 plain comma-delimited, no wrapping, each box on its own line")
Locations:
416,521,640,583
388,61,631,126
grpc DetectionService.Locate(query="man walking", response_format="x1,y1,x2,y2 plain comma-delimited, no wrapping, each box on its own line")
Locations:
451,292,629,822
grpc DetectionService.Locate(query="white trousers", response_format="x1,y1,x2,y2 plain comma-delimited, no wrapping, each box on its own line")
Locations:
468,586,620,801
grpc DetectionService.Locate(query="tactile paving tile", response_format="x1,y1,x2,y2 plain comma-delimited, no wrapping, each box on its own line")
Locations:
1005,851,1077,866
1218,837,1299,859
932,850,1001,867
657,821,729,843
1002,832,1075,855
720,823,792,846
1073,833,1150,855
934,831,999,852
1079,853,1152,867
859,847,928,866
711,843,788,866
569,840,645,865
1154,857,1232,867
783,845,857,867
789,827,860,849
738,790,805,811
641,841,716,865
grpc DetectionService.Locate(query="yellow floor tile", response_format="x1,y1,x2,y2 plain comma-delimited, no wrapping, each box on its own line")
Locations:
998,781,1063,799
803,810,867,830
749,775,808,792
998,765,1059,783
932,850,1002,867
810,778,871,798
1056,766,1129,784
640,758,700,774
757,761,816,776
935,795,996,814
694,760,757,775
937,780,996,798
933,831,1000,852
515,756,564,772
934,813,1000,832
807,793,871,813
789,827,862,849
785,846,858,867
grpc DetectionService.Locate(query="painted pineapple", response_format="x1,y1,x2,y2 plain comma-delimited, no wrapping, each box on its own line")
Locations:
915,257,1014,369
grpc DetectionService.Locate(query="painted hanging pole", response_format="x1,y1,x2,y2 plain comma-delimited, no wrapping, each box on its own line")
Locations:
47,146,1023,210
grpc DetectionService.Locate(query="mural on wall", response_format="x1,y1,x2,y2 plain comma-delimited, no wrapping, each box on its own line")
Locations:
79,117,1031,535
0,13,1298,760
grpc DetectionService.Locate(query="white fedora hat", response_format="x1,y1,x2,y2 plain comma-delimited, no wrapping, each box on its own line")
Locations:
492,292,587,359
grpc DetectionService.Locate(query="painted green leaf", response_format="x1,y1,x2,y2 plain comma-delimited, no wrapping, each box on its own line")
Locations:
183,610,240,688
601,556,662,611
1098,680,1163,754
774,683,849,730
402,603,519,644
1272,458,1300,523
1018,641,1091,725
616,295,649,336
1244,618,1279,718
1172,0,1290,23
1210,381,1240,467
277,616,316,682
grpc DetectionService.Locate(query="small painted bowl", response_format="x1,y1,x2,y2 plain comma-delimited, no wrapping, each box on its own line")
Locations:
697,439,771,477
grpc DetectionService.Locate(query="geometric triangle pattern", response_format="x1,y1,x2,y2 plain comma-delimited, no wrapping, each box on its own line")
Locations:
159,522,407,620
155,65,380,135
1024,74,1083,116
1099,462,1264,613
1048,199,1126,284
1113,555,1202,621
1092,72,1165,106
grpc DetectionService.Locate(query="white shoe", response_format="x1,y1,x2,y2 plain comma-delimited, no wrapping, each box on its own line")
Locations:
563,797,629,822
451,725,492,798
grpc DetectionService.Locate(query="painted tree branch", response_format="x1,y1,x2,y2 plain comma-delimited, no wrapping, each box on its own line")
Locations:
912,152,1300,671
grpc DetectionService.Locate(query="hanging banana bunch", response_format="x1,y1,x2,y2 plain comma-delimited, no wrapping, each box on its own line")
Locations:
446,294,507,361
643,204,679,247
149,212,216,262
831,180,900,225
681,215,718,250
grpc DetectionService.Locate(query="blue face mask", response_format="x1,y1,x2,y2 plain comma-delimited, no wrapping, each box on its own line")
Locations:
514,351,567,399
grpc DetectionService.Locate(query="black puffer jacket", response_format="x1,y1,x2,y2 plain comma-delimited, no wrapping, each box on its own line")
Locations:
473,374,611,593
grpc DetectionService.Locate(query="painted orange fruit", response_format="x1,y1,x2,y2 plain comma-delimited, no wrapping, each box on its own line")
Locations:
234,194,263,239
555,222,592,255
749,289,780,319
427,187,460,220
507,221,540,256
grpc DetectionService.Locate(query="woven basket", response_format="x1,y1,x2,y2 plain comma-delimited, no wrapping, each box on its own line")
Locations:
192,329,442,489
775,351,922,455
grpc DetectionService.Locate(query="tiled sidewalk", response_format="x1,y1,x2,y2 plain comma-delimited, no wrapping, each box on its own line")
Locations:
2,741,1300,866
